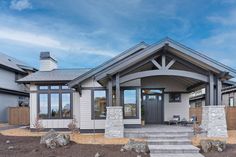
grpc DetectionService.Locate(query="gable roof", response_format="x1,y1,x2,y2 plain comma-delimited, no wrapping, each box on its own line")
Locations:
0,52,37,73
68,41,149,87
68,37,236,87
17,68,91,83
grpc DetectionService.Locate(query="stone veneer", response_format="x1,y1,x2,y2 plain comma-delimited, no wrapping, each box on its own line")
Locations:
201,106,228,138
105,106,124,138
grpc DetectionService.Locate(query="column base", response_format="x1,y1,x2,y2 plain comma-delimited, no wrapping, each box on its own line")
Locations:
105,106,124,138
201,105,228,138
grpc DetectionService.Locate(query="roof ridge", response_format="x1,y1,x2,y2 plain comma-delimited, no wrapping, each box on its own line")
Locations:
164,38,236,73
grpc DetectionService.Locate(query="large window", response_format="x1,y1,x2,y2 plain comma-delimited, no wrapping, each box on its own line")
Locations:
93,90,107,119
123,89,138,118
62,93,71,118
38,85,72,119
39,94,48,118
51,94,60,118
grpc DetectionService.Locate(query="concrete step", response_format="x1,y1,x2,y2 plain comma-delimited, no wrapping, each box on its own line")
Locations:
149,145,200,154
150,153,204,157
147,134,189,140
147,139,192,145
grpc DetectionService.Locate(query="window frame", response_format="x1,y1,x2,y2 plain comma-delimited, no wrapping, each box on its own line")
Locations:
169,92,181,103
229,97,234,107
37,85,73,119
91,88,108,120
121,87,139,119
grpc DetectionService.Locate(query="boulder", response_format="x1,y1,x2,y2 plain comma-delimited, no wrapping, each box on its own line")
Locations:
200,140,212,153
200,139,226,153
55,134,70,146
40,129,70,149
40,129,58,144
211,140,226,152
121,139,150,154
95,152,101,157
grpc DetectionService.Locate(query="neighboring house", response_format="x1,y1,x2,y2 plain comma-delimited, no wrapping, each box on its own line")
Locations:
222,85,236,107
0,52,37,122
190,81,236,108
18,38,236,137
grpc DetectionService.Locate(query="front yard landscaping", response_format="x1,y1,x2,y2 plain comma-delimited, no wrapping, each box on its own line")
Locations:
0,127,149,157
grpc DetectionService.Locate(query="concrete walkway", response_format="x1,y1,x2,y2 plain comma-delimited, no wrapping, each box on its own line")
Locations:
125,125,204,157
0,123,20,131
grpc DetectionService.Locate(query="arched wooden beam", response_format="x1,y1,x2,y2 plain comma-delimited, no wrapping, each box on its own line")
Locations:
120,69,208,84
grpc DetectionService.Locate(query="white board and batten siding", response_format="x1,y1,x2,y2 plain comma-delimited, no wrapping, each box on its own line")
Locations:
29,85,80,129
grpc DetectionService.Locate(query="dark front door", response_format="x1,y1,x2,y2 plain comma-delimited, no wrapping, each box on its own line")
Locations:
142,89,164,124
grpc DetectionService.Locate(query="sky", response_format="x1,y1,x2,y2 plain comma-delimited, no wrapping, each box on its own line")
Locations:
0,0,236,70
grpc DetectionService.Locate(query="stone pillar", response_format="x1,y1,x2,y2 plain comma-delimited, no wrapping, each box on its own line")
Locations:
105,106,124,138
201,106,228,138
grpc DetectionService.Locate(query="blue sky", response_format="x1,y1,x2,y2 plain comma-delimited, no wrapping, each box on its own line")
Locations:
0,0,236,69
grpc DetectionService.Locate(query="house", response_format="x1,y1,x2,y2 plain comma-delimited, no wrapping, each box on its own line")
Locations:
0,52,36,122
190,80,236,108
18,38,236,138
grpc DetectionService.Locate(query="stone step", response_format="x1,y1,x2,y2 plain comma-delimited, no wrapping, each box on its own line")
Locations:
147,134,189,140
149,145,200,154
147,139,192,145
150,153,204,157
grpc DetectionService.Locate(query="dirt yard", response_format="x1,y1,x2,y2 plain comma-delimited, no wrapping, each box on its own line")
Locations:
200,144,236,157
0,134,149,157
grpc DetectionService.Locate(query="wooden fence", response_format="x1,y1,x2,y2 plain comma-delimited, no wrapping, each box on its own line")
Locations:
189,107,236,130
8,107,30,125
189,107,202,124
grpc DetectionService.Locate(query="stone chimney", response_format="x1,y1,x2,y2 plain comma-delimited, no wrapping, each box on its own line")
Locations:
39,52,57,71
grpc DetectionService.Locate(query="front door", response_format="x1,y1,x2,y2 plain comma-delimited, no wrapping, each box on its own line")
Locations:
142,89,164,124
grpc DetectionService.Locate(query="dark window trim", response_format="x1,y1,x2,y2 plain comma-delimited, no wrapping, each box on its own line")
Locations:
91,88,108,120
169,92,182,103
121,87,139,119
37,85,73,120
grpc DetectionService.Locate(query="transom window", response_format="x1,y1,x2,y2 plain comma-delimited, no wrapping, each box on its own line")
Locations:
38,85,72,119
123,89,138,119
92,90,107,119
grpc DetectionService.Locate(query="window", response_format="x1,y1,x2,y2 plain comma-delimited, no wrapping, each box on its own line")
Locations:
39,86,48,90
39,94,48,118
123,89,137,118
50,94,60,118
37,85,72,119
62,93,71,118
93,90,107,119
229,97,234,107
169,93,181,102
51,86,60,90
62,85,69,89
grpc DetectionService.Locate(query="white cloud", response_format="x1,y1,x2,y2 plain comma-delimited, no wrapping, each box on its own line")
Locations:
10,0,32,11
0,27,116,57
207,10,236,26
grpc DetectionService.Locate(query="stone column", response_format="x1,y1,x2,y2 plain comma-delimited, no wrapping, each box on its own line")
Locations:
105,106,124,138
201,106,228,138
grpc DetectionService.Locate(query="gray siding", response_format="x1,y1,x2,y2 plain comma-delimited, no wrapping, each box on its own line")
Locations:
0,67,27,92
0,93,19,122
